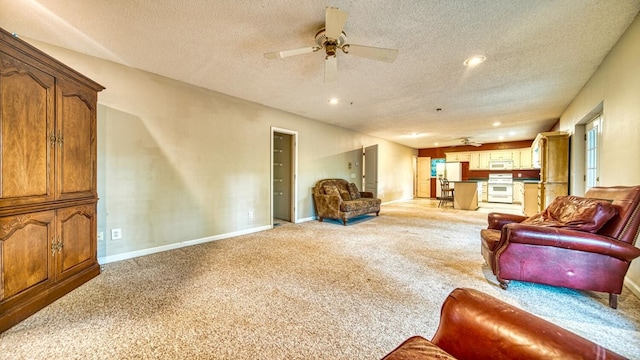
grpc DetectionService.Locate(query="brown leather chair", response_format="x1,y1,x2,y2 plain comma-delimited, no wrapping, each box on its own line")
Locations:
382,288,626,360
480,186,640,308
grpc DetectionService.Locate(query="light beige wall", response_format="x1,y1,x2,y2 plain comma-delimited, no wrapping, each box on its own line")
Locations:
26,39,417,261
558,14,640,295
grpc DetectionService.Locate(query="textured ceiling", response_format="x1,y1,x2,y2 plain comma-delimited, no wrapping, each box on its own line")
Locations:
1,0,639,148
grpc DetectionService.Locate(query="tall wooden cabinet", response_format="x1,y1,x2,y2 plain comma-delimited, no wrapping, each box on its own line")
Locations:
533,131,570,212
0,28,104,333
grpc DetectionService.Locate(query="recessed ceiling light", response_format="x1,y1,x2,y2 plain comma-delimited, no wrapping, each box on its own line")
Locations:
329,98,339,105
492,121,501,127
464,55,486,66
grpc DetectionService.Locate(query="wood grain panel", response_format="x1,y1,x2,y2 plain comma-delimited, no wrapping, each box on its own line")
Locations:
0,52,54,206
56,79,96,200
0,211,54,301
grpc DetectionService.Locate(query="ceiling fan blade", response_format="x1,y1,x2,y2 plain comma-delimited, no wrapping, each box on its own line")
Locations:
344,44,399,63
324,56,337,83
325,7,349,39
264,47,316,60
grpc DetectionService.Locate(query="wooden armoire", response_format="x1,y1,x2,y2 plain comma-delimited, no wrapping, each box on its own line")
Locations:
533,131,570,212
0,28,104,332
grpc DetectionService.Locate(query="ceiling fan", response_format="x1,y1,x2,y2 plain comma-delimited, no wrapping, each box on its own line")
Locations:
264,7,399,82
460,138,483,147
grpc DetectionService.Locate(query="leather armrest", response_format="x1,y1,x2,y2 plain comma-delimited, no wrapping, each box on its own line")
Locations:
431,288,625,360
487,212,527,230
504,223,640,262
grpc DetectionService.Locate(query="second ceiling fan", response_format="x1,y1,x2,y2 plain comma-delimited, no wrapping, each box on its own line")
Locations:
264,7,399,82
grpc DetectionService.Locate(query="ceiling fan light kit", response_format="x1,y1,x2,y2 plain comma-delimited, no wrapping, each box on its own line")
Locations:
264,7,399,82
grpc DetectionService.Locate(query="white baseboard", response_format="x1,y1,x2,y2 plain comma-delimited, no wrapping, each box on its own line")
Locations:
98,225,272,264
624,276,640,299
296,216,315,223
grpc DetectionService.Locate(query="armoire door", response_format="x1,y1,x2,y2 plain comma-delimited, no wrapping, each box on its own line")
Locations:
55,79,97,201
0,210,56,306
55,204,96,282
0,51,55,207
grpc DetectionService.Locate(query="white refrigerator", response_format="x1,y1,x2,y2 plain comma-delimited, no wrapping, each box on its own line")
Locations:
445,162,463,182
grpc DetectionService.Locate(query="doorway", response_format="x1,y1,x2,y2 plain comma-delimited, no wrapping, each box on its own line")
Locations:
271,128,297,224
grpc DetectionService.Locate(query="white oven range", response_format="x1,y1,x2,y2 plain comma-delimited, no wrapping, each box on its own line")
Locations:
487,173,513,203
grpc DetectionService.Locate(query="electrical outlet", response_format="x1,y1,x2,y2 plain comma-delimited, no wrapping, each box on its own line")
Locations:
97,232,104,241
111,228,122,240
248,210,254,220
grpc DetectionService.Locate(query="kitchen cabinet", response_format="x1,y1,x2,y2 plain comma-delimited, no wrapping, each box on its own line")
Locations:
445,148,534,170
519,148,533,169
0,28,104,333
469,152,481,170
479,181,488,202
479,152,491,169
445,152,471,162
512,182,523,204
489,151,514,160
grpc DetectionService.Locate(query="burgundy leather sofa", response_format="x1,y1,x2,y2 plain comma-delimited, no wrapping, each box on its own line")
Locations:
382,288,625,360
480,186,640,308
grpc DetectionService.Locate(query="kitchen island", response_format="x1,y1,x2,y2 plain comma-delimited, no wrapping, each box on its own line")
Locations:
452,181,479,210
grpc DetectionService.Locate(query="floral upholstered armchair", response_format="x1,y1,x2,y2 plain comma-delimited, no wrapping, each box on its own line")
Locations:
312,179,381,225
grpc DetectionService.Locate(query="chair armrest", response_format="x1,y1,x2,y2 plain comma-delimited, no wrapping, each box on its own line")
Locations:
360,191,374,198
431,288,626,360
487,212,527,230
313,194,343,213
504,223,640,262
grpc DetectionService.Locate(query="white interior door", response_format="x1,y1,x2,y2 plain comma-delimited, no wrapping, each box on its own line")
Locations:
585,114,602,191
417,157,431,198
364,145,378,198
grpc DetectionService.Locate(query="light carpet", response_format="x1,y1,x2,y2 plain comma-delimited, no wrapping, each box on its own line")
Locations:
1,199,639,359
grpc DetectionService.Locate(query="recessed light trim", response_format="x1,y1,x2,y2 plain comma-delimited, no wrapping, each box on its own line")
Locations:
329,98,339,105
464,55,486,66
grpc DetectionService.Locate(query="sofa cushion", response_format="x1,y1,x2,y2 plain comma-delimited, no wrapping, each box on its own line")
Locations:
340,198,381,212
522,195,618,233
348,182,361,199
382,336,457,360
323,185,340,197
338,188,352,201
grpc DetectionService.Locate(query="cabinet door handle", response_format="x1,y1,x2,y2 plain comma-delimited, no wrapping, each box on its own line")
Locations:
51,237,58,256
57,130,64,147
51,237,64,255
50,132,57,147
